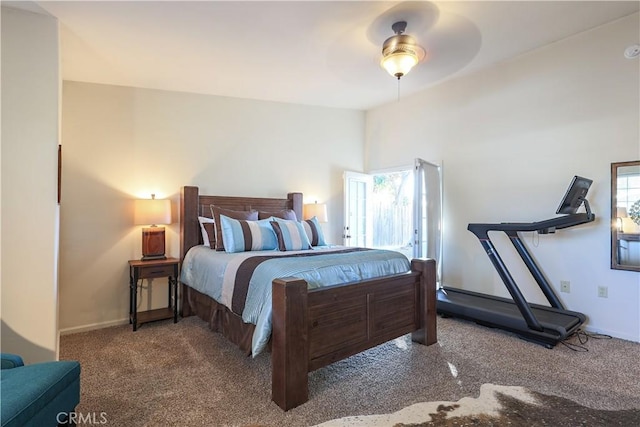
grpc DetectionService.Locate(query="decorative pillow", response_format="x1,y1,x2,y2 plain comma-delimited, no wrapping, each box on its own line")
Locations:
198,216,216,248
210,205,258,251
270,218,311,251
220,215,277,253
258,209,297,221
303,216,327,246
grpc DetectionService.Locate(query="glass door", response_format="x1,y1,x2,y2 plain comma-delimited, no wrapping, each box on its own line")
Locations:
371,168,414,259
343,171,373,247
344,160,442,281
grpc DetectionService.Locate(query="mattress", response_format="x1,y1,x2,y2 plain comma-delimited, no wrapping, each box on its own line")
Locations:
180,245,411,355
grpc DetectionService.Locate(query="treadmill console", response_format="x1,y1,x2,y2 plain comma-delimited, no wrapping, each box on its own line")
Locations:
556,175,593,215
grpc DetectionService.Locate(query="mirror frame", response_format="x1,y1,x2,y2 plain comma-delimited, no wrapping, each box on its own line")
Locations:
611,160,640,271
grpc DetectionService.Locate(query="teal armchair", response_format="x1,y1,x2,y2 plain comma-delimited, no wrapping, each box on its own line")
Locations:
0,353,80,427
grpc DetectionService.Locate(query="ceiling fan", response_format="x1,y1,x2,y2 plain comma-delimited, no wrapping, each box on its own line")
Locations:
364,1,481,85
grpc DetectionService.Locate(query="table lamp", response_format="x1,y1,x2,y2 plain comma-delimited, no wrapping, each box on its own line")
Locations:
616,207,628,233
134,194,171,260
303,201,328,222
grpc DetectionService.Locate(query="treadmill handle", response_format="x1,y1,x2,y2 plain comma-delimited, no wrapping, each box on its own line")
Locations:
478,238,544,332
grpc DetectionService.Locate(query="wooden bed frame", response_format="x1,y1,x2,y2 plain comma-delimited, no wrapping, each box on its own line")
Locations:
179,186,437,410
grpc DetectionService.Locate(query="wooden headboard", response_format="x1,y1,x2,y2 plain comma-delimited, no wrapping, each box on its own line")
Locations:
180,186,303,260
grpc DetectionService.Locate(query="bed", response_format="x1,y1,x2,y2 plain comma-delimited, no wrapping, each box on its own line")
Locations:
179,186,437,410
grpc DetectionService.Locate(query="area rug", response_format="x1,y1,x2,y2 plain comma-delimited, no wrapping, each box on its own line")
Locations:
314,383,640,426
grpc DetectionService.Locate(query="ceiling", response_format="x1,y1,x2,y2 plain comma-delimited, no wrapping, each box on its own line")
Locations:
10,1,640,110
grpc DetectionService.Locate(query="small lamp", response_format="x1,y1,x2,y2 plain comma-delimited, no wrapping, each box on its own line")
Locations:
616,207,628,233
303,202,328,222
134,194,171,260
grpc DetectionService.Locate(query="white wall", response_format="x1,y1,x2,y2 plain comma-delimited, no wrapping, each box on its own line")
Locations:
1,7,61,362
60,82,364,332
366,14,640,341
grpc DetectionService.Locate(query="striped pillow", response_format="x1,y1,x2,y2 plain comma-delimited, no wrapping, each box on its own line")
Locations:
210,205,258,251
270,218,311,251
219,215,277,253
302,216,327,246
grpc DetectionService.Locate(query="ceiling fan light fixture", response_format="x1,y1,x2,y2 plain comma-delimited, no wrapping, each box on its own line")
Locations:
380,21,425,79
381,48,420,79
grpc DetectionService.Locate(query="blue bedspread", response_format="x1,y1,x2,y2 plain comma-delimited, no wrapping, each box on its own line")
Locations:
180,245,410,356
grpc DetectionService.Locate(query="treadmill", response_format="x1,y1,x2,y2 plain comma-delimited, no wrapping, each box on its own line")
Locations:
437,176,596,348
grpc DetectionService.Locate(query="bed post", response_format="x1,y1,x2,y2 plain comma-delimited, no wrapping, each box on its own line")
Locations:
411,258,438,346
271,277,309,411
180,186,200,317
181,186,200,260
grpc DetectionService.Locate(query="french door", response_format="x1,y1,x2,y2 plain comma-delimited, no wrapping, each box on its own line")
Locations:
344,159,442,282
343,171,373,248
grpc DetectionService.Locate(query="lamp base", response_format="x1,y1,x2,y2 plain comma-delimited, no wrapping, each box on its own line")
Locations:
141,255,167,261
141,227,166,261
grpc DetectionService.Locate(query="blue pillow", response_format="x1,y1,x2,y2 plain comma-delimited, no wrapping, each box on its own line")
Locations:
219,215,277,253
270,218,311,251
302,216,327,246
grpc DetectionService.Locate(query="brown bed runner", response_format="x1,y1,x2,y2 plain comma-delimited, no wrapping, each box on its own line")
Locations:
231,247,370,315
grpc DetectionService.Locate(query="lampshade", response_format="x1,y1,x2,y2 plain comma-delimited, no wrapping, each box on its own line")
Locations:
303,202,328,223
380,21,425,79
616,207,628,218
381,50,419,78
134,195,171,226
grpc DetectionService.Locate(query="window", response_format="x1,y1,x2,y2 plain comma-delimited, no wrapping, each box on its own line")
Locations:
617,167,640,211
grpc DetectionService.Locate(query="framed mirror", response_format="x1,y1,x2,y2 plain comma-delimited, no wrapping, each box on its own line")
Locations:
611,160,640,271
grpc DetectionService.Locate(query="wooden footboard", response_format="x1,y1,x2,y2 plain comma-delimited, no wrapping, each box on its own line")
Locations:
271,258,437,410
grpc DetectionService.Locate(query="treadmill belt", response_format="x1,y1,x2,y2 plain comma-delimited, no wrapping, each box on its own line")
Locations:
437,287,584,347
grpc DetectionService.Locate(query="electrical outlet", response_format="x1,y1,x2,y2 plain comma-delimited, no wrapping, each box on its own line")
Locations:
598,286,608,298
560,280,570,293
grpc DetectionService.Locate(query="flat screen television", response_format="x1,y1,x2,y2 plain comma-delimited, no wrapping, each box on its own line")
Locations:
556,175,593,215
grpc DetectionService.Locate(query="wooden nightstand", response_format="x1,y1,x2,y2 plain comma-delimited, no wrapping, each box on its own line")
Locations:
128,258,179,331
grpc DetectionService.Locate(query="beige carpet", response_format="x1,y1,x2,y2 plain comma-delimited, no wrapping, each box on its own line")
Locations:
60,315,640,426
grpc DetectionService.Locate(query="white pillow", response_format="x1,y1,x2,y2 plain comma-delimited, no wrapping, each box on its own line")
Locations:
198,216,215,247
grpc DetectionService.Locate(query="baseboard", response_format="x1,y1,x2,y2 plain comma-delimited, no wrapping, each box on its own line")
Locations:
59,318,129,336
58,318,640,343
582,325,639,343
